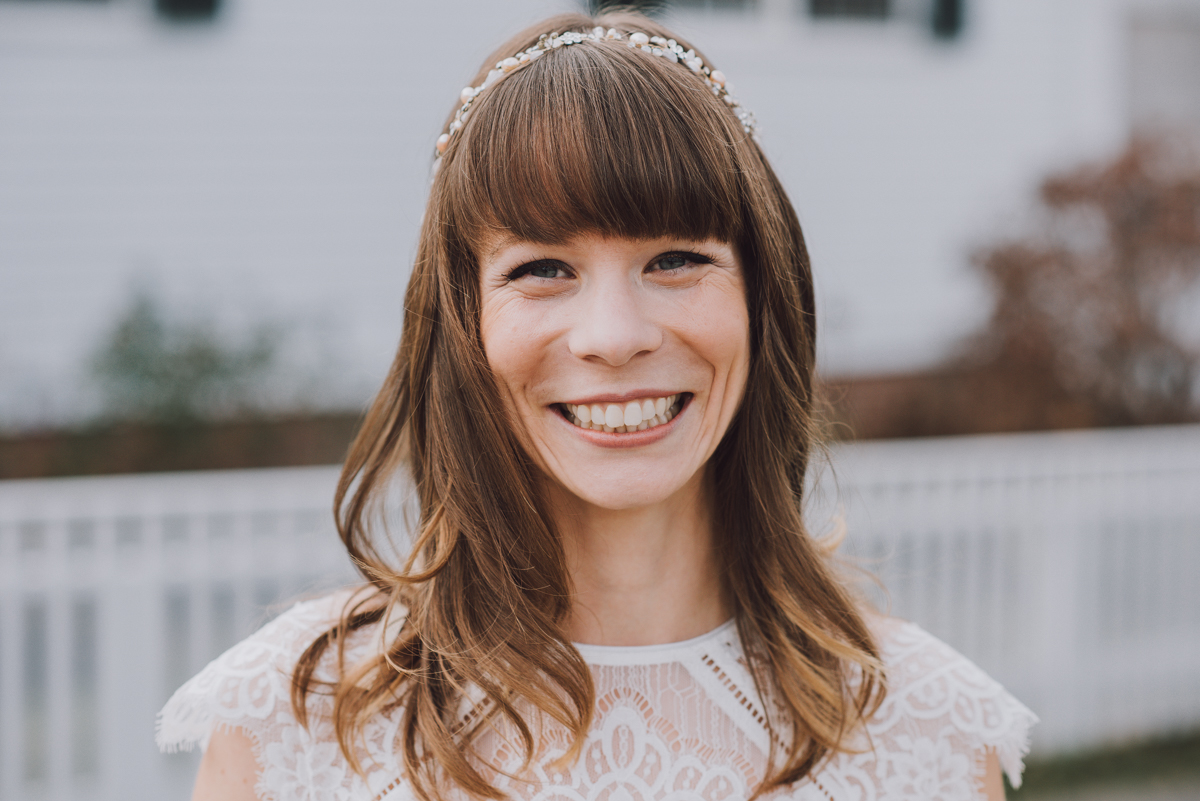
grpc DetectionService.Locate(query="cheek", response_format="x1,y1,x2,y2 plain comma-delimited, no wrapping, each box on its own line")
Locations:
480,313,521,393
480,298,551,404
715,320,751,404
692,287,751,393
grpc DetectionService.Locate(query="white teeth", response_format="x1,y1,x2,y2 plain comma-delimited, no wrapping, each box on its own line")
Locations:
604,405,624,428
623,401,642,427
563,394,684,433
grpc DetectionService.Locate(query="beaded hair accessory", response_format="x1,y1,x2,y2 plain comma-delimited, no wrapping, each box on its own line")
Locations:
433,25,758,168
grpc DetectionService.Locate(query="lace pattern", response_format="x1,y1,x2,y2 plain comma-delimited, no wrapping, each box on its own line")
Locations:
157,593,1036,801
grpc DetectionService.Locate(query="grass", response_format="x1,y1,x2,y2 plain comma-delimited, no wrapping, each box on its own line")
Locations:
1010,731,1200,798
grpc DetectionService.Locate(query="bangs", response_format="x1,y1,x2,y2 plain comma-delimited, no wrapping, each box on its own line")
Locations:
441,39,747,249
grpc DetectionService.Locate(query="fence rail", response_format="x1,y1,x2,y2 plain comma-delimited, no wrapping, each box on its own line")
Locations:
2,426,1199,800
0,466,355,801
821,424,1200,756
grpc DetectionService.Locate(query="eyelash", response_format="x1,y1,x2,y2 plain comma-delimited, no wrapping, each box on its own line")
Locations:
650,251,716,272
503,251,716,282
504,259,566,281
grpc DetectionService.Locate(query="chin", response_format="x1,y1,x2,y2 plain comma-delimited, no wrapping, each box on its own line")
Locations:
558,476,690,512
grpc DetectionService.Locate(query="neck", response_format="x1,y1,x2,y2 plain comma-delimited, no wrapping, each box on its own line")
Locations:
550,471,732,647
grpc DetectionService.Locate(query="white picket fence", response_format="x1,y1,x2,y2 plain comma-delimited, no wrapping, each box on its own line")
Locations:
1,425,1199,801
817,425,1200,756
0,466,357,801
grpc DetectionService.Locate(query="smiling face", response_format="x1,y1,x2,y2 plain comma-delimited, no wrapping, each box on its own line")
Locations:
479,233,750,512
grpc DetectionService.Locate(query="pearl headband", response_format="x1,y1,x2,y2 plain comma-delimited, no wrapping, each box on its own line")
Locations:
433,26,758,169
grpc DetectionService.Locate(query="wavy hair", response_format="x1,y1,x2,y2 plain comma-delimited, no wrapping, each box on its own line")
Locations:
292,11,885,800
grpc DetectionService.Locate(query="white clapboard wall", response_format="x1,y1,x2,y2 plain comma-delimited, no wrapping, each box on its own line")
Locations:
2,425,1199,800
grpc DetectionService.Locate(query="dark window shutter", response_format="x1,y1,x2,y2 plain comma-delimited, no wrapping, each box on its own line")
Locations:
155,0,221,22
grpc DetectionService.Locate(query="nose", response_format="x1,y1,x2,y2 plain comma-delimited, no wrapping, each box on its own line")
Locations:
567,277,662,366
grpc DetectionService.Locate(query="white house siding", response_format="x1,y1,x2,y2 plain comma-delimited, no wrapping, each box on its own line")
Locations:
0,0,574,428
1,0,1195,428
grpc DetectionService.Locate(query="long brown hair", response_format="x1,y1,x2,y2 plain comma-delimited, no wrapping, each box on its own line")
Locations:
292,11,884,799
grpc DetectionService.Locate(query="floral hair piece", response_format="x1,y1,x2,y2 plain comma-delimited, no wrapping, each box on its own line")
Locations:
433,26,758,169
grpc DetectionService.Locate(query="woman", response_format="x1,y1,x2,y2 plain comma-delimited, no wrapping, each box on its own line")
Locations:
159,11,1035,800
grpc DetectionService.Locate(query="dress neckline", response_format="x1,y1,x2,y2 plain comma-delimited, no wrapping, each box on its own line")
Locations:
572,618,738,665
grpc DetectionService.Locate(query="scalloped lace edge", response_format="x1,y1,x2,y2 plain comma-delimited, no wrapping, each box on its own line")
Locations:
993,701,1039,790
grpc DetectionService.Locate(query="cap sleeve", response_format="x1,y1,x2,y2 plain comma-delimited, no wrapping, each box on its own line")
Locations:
155,590,353,754
875,620,1040,790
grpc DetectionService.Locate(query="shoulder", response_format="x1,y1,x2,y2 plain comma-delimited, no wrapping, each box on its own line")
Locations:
155,586,373,754
863,616,1039,790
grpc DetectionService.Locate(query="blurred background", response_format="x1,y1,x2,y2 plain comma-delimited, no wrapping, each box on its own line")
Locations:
1,0,1199,799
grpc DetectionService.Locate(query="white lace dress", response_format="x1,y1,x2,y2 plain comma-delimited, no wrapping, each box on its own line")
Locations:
157,591,1037,801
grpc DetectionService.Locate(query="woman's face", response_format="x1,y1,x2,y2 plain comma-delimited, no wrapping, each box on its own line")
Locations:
479,233,750,511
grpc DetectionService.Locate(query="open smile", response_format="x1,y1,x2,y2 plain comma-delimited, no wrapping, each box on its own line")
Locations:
555,394,689,433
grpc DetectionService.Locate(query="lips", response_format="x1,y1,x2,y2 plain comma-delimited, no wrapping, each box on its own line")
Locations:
558,394,685,433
